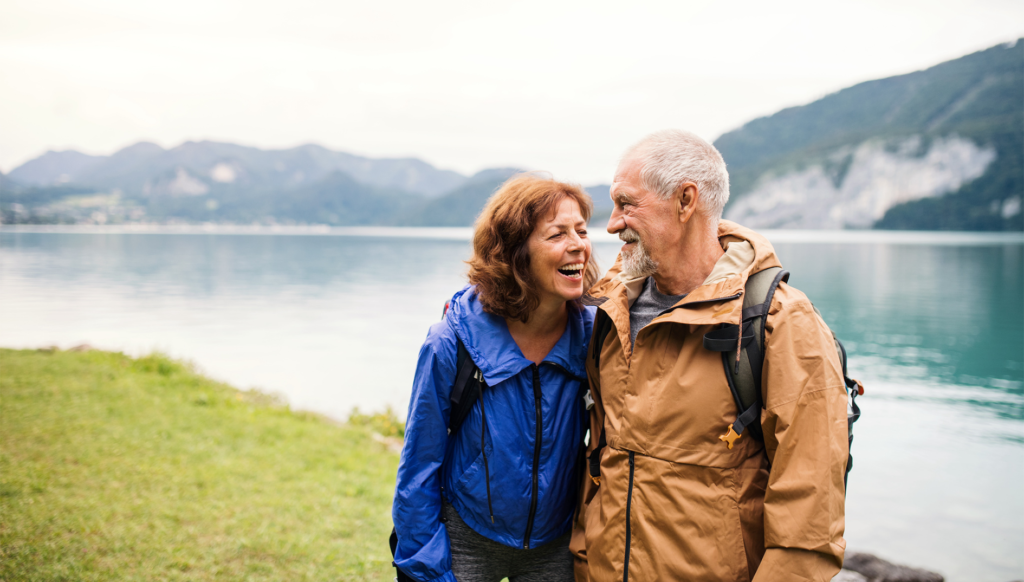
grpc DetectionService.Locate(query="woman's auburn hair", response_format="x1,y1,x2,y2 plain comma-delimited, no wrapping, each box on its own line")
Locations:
467,174,601,323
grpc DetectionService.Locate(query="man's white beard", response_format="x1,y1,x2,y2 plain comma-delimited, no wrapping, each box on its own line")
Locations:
619,228,658,279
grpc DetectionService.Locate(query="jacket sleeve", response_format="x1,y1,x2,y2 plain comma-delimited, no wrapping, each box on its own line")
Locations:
753,287,847,582
392,328,459,582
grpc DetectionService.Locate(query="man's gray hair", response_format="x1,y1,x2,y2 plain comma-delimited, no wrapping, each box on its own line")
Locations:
622,129,730,223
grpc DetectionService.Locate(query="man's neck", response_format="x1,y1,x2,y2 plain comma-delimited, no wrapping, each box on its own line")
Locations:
651,222,724,296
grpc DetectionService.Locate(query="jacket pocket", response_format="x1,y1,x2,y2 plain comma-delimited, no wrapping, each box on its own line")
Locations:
453,451,484,496
627,454,750,581
452,450,512,533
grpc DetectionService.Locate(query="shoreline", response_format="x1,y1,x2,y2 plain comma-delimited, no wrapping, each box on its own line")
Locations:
2,223,1023,246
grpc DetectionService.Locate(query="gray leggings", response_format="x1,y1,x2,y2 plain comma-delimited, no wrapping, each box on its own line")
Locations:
444,501,574,582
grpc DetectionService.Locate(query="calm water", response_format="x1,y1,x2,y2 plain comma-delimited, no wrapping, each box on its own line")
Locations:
1,228,1022,581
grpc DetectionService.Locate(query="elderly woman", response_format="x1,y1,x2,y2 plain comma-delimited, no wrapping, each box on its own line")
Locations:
392,175,599,582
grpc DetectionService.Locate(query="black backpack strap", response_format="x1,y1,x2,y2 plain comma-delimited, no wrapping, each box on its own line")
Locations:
587,308,615,484
449,338,482,436
441,297,486,437
808,301,863,487
588,429,607,483
590,307,614,371
389,526,416,582
704,267,789,443
834,335,862,487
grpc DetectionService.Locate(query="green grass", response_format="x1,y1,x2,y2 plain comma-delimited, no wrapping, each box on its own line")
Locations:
0,349,400,581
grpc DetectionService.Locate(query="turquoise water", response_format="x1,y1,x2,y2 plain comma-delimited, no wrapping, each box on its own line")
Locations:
1,228,1021,581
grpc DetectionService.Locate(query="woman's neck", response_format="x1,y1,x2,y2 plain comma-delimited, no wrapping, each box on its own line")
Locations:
506,299,569,365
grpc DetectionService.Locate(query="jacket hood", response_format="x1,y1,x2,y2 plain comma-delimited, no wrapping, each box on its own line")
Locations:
715,219,781,278
445,286,591,384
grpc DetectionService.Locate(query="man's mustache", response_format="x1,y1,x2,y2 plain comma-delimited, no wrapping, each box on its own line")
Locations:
619,228,641,244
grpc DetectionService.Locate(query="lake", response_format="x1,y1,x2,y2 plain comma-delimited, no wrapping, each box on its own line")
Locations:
1,225,1022,581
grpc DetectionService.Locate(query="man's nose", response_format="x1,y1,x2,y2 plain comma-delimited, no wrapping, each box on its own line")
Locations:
607,206,624,234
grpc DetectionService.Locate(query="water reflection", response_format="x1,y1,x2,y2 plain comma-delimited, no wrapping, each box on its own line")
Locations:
768,243,1024,423
3,233,1022,422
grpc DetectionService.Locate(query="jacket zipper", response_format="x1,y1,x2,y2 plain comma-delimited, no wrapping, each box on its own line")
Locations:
623,451,635,582
523,363,543,549
676,291,743,310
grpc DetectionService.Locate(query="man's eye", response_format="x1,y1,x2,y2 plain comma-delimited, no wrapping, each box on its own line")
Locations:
578,230,588,237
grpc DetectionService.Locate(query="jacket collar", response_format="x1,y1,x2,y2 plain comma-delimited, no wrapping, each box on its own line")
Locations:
446,286,589,385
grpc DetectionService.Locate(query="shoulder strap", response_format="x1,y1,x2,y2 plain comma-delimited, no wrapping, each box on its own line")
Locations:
449,338,483,436
587,307,615,483
441,299,485,437
590,307,615,371
816,308,863,486
705,267,789,442
389,527,416,582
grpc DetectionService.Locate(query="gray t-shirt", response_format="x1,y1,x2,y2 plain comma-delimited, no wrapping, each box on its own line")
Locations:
629,276,687,348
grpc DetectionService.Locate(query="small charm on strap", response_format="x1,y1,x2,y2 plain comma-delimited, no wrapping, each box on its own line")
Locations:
719,425,742,449
590,475,601,486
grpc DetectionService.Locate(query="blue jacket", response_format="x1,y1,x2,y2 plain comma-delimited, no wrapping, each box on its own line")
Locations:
392,286,595,582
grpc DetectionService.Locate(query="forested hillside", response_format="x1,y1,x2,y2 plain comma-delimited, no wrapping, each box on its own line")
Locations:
716,39,1022,230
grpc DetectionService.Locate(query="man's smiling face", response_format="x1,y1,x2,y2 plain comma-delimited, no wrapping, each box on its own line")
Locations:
607,157,680,279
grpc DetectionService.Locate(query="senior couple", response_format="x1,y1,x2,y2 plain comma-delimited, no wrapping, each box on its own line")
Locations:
392,130,849,582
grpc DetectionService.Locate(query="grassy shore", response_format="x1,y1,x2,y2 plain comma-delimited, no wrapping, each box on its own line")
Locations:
0,348,400,581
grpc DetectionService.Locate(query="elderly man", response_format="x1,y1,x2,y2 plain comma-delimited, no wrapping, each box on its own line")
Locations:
571,130,848,581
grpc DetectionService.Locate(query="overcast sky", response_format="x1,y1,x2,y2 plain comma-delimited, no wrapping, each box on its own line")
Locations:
1,0,1021,184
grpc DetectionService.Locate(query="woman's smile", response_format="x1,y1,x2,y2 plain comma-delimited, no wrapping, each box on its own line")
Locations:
557,262,585,280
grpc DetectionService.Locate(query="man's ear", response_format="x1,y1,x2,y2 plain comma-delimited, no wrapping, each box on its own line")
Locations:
676,182,699,224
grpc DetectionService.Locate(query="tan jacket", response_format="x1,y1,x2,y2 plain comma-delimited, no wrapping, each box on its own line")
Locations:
571,220,847,582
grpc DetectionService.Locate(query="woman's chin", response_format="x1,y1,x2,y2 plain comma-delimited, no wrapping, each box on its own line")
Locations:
559,285,585,303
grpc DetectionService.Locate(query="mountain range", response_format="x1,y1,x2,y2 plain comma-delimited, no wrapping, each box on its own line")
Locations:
1,141,526,226
2,39,1020,230
1,140,611,227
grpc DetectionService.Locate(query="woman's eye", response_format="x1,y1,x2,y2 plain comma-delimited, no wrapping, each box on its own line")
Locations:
549,233,564,240
577,230,588,237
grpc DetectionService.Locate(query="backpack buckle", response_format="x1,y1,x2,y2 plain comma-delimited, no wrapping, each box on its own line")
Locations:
719,425,743,449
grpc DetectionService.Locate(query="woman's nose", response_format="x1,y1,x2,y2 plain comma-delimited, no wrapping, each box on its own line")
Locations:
567,231,585,252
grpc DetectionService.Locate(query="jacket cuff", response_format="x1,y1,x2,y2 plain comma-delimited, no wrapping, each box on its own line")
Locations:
424,570,458,582
752,547,842,582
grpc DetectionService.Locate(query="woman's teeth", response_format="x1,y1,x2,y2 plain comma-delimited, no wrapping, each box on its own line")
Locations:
558,264,584,279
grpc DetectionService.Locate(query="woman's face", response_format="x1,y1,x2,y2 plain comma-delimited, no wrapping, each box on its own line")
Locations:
526,196,592,308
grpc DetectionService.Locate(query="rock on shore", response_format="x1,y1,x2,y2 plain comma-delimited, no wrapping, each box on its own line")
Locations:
833,553,944,582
